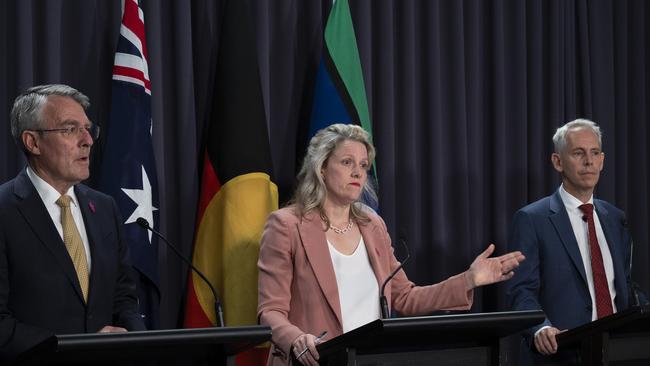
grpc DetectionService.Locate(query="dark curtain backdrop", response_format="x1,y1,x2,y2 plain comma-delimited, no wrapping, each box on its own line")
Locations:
1,0,649,335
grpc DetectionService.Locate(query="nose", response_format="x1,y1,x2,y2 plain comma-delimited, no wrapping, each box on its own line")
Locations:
351,166,361,178
80,128,94,147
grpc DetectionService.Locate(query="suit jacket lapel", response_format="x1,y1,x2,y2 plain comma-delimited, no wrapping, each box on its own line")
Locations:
14,171,86,303
297,212,343,326
76,185,101,306
549,190,588,285
594,201,627,308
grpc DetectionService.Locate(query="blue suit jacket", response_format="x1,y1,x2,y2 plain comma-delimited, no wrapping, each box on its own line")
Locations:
506,190,633,364
0,170,145,361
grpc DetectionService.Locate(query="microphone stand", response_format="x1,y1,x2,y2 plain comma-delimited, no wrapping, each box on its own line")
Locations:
136,217,225,327
380,239,410,319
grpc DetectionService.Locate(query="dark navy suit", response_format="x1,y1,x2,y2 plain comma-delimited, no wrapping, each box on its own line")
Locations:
0,170,145,361
507,190,633,365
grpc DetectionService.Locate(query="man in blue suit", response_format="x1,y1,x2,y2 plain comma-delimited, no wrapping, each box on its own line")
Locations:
0,85,145,362
507,119,638,365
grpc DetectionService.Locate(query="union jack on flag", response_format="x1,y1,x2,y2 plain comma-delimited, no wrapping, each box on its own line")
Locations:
112,0,151,95
98,0,159,329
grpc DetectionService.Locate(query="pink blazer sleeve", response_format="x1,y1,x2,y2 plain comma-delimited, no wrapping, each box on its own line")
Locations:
257,210,303,357
368,214,474,314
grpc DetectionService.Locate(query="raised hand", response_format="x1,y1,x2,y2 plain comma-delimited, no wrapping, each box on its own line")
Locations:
466,244,525,288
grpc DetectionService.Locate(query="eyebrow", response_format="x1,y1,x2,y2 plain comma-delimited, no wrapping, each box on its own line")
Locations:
59,119,91,127
338,152,368,158
572,145,600,149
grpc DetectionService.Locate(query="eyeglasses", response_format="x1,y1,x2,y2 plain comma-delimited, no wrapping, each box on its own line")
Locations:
30,124,101,140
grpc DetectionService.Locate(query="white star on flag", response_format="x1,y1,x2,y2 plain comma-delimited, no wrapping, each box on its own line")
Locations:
122,165,158,243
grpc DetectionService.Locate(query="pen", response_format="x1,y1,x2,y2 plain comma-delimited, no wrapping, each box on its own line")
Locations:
296,331,328,359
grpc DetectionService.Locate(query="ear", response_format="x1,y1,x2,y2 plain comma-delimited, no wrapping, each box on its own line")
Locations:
551,152,562,173
599,152,605,171
22,131,41,156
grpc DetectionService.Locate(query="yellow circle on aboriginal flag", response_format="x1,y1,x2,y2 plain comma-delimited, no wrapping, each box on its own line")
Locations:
192,172,278,326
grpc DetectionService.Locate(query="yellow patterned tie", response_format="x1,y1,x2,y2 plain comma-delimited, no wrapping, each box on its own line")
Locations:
56,195,89,302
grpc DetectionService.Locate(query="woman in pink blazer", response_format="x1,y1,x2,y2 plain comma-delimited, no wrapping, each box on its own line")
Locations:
258,124,524,366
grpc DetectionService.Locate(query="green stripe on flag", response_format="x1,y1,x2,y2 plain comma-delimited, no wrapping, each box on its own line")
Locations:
325,0,372,142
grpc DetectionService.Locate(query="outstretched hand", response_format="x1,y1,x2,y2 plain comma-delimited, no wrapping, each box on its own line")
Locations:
466,244,525,288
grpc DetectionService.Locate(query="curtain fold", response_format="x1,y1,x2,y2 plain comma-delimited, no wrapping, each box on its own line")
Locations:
1,1,649,336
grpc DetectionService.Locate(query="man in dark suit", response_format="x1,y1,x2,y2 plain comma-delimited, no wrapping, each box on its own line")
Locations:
0,84,145,361
507,119,638,365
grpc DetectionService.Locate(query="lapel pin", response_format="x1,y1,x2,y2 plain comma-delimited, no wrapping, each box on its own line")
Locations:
88,201,96,213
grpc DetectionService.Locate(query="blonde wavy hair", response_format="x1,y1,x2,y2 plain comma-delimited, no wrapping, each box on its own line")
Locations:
291,123,377,227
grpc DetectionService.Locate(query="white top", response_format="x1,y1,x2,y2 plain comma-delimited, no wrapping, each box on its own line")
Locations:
559,184,617,319
26,166,92,270
328,237,380,333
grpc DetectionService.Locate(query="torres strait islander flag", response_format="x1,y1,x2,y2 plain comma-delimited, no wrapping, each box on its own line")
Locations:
98,0,160,328
184,0,278,364
309,0,378,205
309,0,372,137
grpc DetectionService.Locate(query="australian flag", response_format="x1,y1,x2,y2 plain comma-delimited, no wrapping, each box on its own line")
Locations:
98,0,160,329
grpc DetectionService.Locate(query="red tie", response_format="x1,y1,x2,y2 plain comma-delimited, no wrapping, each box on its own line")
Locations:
579,203,613,318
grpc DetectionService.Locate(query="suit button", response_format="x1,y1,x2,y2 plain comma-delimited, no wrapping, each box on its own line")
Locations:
586,305,592,312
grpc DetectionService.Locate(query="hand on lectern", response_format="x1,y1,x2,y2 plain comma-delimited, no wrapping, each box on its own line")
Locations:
97,325,127,333
292,331,327,366
534,326,566,355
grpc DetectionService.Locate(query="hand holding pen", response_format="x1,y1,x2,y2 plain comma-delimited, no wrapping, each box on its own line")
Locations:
292,330,328,366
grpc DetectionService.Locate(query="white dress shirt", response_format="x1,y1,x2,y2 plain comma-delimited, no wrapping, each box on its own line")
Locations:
558,184,617,320
328,237,380,333
26,166,92,271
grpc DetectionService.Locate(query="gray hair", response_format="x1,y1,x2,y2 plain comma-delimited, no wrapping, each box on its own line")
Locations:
10,84,90,153
292,123,377,225
552,118,602,153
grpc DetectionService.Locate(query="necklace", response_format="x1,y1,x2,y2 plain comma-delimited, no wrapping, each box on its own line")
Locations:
329,220,353,234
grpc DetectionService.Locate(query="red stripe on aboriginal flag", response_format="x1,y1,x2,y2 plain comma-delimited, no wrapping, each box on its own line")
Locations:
183,276,213,327
196,150,221,225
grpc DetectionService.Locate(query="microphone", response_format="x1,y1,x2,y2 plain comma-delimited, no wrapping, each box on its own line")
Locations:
622,219,642,307
136,217,225,327
380,239,410,319
629,238,642,307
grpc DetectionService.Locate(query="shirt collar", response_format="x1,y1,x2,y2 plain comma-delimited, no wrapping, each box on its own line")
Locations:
559,183,594,213
26,166,79,208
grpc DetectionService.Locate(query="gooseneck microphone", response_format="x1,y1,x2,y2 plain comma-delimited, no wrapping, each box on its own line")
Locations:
380,239,411,319
136,217,225,327
629,238,642,307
